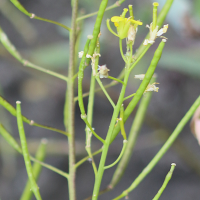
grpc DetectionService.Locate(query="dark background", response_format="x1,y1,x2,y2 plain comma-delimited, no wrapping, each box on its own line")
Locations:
0,0,200,199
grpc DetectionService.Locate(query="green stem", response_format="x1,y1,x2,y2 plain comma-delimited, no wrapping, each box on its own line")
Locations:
75,148,103,169
0,123,69,178
85,41,100,177
82,116,105,144
20,139,47,200
16,101,42,200
33,16,71,31
119,105,127,140
0,1,37,43
107,76,124,85
74,77,122,102
129,44,151,72
10,0,71,31
123,93,136,101
119,39,127,63
0,27,68,81
113,95,200,200
24,61,68,82
104,140,127,170
92,73,129,200
92,42,133,199
95,77,116,108
76,0,126,21
30,156,69,178
108,85,154,191
152,163,176,200
65,1,78,199
0,96,68,136
111,40,166,143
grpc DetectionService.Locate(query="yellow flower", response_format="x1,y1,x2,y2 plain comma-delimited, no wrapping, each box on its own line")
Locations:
107,8,142,40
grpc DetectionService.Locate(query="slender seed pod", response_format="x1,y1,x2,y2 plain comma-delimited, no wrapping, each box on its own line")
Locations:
85,0,109,69
78,37,91,115
113,96,200,200
0,124,22,153
16,101,42,200
10,0,30,16
20,139,47,200
0,124,68,178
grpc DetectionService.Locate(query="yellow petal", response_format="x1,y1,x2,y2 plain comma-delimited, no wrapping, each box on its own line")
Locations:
111,16,124,22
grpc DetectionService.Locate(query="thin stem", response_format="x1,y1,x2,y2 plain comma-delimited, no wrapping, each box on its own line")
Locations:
113,95,200,200
92,38,133,199
30,156,69,179
33,16,71,31
20,139,47,200
0,96,68,136
95,77,116,108
119,39,127,63
16,101,42,200
119,105,127,140
24,61,68,82
76,0,126,21
129,44,151,72
0,27,68,81
0,124,69,178
82,116,105,144
104,140,127,170
92,73,129,200
65,1,78,199
75,148,103,169
152,163,176,200
74,77,122,102
107,76,124,85
10,0,71,31
111,40,166,143
123,93,136,101
107,84,154,192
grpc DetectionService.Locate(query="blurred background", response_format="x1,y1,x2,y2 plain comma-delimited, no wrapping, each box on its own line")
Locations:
0,0,200,199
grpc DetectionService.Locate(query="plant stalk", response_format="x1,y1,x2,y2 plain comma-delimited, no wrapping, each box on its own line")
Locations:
65,0,78,199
